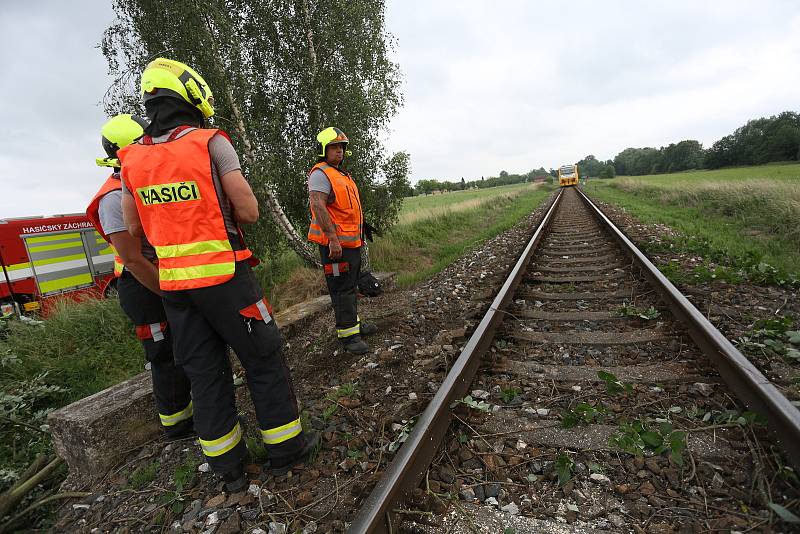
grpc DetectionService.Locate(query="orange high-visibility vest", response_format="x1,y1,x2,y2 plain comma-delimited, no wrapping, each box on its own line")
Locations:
307,162,363,248
119,128,252,290
86,174,125,277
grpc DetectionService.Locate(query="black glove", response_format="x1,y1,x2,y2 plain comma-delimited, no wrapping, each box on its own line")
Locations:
364,221,382,242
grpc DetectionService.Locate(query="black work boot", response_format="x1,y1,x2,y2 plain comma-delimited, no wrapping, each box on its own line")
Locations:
269,432,320,476
221,464,247,493
359,322,378,337
164,418,196,442
341,335,369,355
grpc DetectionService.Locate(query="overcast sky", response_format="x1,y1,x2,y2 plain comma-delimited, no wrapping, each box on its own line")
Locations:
1,1,798,218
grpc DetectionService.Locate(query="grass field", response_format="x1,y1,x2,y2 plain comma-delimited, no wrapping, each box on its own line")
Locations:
373,182,550,285
584,163,800,282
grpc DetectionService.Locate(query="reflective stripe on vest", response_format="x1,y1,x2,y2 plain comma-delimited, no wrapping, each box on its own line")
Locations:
119,129,239,290
199,421,243,457
159,401,193,427
307,162,364,248
261,418,302,445
113,255,124,277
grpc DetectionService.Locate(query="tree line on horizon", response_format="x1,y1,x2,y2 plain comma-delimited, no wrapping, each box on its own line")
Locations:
412,110,800,193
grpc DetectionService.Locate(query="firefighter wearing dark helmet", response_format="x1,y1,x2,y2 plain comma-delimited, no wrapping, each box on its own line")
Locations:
119,58,317,492
308,127,378,355
86,114,193,440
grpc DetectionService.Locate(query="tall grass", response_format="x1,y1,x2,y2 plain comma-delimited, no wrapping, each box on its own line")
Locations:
372,184,553,286
0,298,142,490
613,177,800,250
585,164,800,277
400,182,541,223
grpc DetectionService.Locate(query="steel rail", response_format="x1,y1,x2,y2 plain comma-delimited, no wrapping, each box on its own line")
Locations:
348,189,565,534
576,187,800,472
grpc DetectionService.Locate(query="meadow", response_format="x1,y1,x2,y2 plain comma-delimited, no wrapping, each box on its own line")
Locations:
585,162,800,280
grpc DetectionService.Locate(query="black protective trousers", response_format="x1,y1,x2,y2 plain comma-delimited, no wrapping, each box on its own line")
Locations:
319,245,362,338
161,261,304,472
116,271,192,438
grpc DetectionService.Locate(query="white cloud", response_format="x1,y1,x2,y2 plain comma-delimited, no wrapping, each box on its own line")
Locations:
384,0,800,180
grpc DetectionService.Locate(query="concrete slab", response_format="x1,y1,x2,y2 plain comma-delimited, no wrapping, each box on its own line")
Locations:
48,272,395,488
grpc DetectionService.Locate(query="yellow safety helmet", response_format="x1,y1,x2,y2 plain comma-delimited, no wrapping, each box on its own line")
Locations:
140,58,215,118
317,127,350,158
96,114,148,168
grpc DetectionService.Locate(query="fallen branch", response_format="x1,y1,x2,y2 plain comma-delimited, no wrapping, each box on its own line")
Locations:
0,457,63,520
0,491,90,533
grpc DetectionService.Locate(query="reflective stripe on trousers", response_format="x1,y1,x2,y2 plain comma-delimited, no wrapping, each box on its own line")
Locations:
159,401,193,427
199,422,243,457
337,321,361,338
261,418,302,445
150,322,164,342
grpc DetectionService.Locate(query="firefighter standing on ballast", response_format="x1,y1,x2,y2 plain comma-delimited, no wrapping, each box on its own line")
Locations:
307,127,378,355
119,58,317,491
86,114,193,439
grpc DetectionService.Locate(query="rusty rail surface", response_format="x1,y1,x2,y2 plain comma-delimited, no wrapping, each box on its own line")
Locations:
348,187,800,533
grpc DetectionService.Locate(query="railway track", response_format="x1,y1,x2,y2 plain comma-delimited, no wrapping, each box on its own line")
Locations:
350,187,800,533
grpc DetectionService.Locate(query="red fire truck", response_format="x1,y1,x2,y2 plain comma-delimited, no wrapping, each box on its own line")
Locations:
0,213,117,317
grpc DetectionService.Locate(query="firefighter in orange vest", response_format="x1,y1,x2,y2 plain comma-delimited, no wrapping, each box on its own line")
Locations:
87,114,193,439
119,58,316,492
308,127,378,355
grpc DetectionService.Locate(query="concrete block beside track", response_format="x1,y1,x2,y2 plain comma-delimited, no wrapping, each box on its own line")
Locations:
48,272,395,488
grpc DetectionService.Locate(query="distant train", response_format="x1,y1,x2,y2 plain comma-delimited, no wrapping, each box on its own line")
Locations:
558,164,579,187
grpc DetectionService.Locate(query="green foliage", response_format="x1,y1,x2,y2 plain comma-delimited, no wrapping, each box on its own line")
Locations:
554,453,574,486
174,455,200,493
387,418,416,453
768,503,800,524
736,316,800,361
129,460,160,490
0,371,67,490
413,166,552,195
608,420,686,466
500,387,521,404
321,403,339,421
0,299,142,490
597,371,633,395
598,164,616,179
614,140,704,176
706,111,800,169
246,436,270,463
327,382,358,400
561,402,608,429
617,302,660,320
